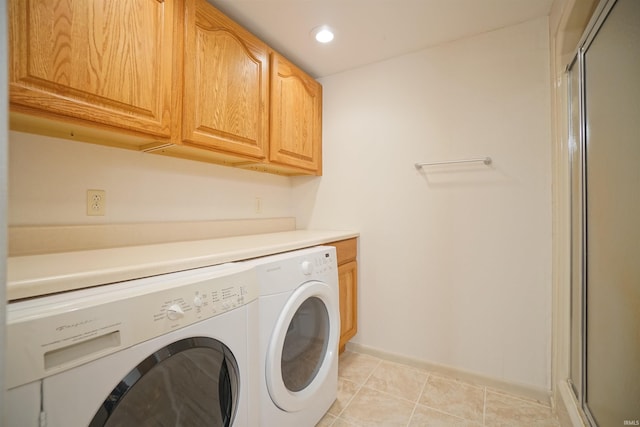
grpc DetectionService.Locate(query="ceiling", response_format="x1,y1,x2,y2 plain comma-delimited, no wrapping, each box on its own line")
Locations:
209,0,555,78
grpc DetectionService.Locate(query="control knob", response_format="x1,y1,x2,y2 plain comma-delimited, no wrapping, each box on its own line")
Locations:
301,260,314,275
166,304,184,321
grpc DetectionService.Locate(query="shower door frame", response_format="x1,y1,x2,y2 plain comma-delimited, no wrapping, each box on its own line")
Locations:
566,0,638,425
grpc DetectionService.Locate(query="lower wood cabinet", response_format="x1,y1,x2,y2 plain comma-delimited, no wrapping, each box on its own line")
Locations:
337,260,358,353
327,238,358,353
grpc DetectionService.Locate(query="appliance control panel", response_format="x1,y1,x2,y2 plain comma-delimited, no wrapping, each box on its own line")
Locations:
151,277,252,324
6,263,258,389
301,250,335,275
251,246,338,295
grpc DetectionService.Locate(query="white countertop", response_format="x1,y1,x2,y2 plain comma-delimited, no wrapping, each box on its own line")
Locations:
7,229,359,301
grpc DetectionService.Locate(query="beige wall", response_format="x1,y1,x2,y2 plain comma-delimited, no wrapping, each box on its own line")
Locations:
294,17,553,391
8,131,294,225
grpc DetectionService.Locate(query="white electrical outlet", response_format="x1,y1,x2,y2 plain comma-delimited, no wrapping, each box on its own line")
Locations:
87,190,106,216
255,197,262,214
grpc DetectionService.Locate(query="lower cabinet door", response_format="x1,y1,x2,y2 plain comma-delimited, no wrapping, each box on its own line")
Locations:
338,260,358,353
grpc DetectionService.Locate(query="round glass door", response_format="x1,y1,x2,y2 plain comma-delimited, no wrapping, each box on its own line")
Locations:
90,337,239,427
281,296,329,392
266,281,339,412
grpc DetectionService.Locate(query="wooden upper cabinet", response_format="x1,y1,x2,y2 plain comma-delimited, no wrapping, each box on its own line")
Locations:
270,52,322,174
180,0,269,160
9,0,322,175
9,0,174,138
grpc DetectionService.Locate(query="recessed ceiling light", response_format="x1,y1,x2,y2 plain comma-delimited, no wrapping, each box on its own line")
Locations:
312,26,335,43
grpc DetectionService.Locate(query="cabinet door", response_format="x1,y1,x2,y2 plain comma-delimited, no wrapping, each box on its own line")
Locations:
181,0,268,159
270,53,322,174
9,0,174,137
338,260,358,353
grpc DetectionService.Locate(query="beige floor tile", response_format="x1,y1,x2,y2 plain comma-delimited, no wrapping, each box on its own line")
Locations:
365,360,429,402
418,374,485,423
325,351,561,427
332,417,362,427
409,404,483,427
484,390,560,427
340,386,415,427
329,378,361,416
316,412,337,427
338,351,381,385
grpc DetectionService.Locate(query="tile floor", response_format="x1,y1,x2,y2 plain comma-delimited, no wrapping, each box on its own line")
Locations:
316,351,561,427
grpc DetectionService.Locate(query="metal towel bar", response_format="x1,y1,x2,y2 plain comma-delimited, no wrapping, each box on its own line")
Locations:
414,157,492,169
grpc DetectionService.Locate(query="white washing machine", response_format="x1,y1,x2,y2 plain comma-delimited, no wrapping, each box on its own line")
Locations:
244,246,340,427
6,263,259,427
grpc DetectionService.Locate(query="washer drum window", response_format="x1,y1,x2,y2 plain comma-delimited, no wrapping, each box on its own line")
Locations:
90,337,239,427
281,296,330,392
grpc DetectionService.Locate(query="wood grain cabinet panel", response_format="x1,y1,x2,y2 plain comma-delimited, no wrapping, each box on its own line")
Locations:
9,0,323,176
338,260,358,353
269,52,322,174
327,238,358,353
9,0,174,138
180,0,269,159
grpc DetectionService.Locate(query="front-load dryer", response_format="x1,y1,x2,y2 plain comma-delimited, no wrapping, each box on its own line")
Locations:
6,263,259,427
244,246,340,427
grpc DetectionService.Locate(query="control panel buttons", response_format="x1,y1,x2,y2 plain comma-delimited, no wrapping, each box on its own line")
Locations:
152,272,256,324
166,304,184,321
